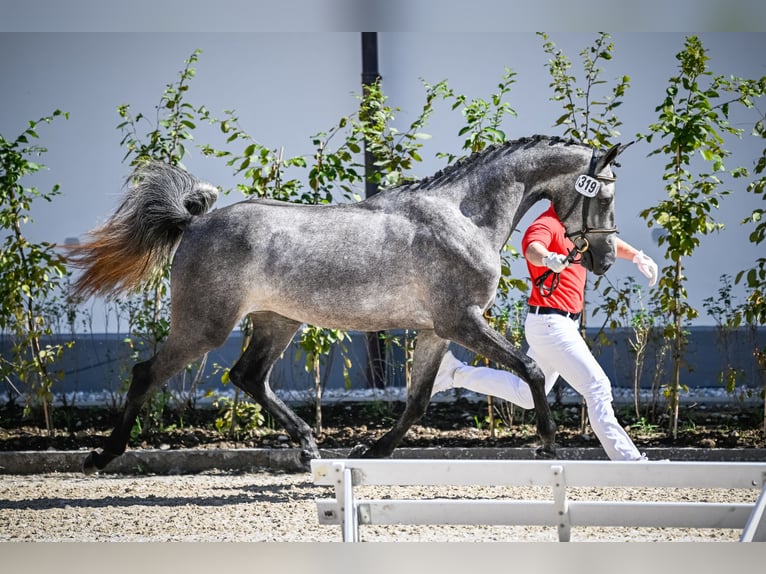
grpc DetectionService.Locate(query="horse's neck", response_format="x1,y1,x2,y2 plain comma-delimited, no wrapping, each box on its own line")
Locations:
441,146,581,250
453,179,528,249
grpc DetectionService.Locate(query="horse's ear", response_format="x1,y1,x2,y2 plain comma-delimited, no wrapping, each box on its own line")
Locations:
595,141,634,173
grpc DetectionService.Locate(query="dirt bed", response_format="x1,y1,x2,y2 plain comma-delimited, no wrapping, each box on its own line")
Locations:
2,400,764,453
0,470,756,542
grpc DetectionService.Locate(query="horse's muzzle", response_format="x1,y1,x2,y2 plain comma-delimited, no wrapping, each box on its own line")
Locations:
581,249,615,275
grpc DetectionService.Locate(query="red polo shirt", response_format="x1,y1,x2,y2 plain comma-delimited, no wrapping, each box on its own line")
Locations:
522,203,587,314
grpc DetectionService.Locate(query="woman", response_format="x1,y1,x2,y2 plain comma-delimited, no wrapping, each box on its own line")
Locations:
432,203,658,461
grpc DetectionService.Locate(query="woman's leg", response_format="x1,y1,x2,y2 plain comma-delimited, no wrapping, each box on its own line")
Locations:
525,314,644,461
432,349,559,410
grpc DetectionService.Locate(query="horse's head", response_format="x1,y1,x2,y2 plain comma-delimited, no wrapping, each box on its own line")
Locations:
555,142,632,276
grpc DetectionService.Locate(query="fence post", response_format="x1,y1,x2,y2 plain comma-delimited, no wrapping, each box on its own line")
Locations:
740,472,766,542
550,465,571,542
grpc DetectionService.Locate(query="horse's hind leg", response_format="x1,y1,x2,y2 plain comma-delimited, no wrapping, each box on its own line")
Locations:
82,330,226,474
352,330,450,458
228,312,318,468
445,306,557,457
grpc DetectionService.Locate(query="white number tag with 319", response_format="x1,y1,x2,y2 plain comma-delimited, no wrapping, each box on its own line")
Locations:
575,174,602,197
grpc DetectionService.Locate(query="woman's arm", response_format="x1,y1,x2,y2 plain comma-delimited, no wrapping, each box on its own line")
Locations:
615,237,641,261
615,237,659,286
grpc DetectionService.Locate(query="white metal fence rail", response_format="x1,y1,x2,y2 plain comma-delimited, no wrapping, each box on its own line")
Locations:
311,458,766,542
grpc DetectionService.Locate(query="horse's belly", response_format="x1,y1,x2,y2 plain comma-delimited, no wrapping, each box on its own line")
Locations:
255,289,435,332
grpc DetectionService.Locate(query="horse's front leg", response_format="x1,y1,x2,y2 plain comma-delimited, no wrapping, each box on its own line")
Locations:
350,330,450,459
443,306,557,457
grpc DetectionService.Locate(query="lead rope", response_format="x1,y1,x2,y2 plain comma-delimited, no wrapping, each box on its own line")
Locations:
533,245,583,298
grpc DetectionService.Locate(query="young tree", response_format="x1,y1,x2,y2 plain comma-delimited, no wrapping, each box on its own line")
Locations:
435,68,517,163
540,31,633,334
736,111,766,433
113,49,207,429
638,35,765,437
0,110,71,431
427,68,521,430
539,32,633,417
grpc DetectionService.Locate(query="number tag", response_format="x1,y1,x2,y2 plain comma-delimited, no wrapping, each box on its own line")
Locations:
575,174,602,197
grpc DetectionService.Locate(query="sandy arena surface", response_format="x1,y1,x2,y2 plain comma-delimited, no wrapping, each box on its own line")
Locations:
0,470,758,542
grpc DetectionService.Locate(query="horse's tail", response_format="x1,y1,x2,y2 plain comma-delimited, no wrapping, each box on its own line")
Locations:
66,161,219,300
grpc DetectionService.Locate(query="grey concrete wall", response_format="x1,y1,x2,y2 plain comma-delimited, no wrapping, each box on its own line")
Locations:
2,326,764,403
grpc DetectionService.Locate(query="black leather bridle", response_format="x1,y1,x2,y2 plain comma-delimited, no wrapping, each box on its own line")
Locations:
534,149,619,298
564,149,619,254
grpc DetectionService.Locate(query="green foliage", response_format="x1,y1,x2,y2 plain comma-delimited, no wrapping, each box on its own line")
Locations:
307,121,364,205
435,68,517,164
375,330,416,388
640,37,763,274
704,274,752,398
354,78,445,189
593,276,644,332
298,324,353,405
201,77,439,200
593,276,669,419
117,49,202,166
736,116,766,430
213,394,265,439
540,31,630,338
200,106,308,200
703,274,740,329
539,32,630,149
630,416,659,435
0,110,72,430
504,298,527,350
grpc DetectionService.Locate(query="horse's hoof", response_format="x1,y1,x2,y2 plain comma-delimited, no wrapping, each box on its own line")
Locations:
347,443,369,458
535,446,557,459
298,448,319,470
82,451,100,475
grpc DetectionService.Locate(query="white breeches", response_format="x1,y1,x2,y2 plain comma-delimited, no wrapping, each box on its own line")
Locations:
452,313,643,461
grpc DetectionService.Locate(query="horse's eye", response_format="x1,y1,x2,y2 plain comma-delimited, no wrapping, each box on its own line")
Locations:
599,197,612,209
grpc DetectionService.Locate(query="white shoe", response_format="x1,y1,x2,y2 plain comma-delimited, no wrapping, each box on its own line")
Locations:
431,350,464,396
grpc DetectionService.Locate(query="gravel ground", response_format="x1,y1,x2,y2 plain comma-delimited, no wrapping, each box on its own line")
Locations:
0,470,758,542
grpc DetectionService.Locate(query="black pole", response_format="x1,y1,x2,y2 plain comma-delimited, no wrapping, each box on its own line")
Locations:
361,32,379,94
361,32,386,389
361,32,380,200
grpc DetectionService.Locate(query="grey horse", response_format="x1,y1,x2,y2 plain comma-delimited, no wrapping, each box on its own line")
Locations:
67,134,628,472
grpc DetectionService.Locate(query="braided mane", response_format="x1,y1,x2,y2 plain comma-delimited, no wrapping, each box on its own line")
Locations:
409,134,584,190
